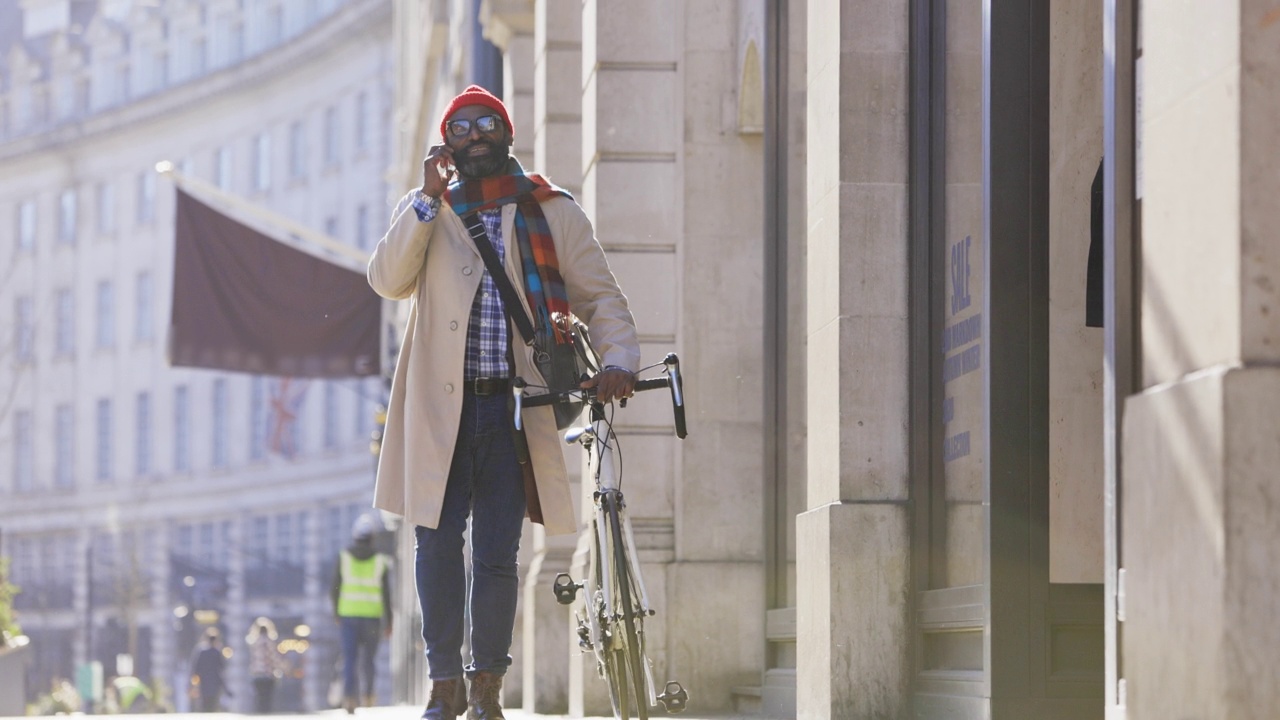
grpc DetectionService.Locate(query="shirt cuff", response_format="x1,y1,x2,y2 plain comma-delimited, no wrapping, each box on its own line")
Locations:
412,192,440,222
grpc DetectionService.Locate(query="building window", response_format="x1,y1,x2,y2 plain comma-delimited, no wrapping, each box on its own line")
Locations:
96,398,112,482
354,92,368,151
268,5,284,43
249,516,269,567
250,376,266,460
324,216,338,238
135,392,151,477
192,37,208,75
135,271,153,342
55,404,74,488
95,280,114,349
356,204,369,249
276,513,293,564
212,378,229,468
154,50,169,89
58,188,76,244
323,105,339,165
54,288,74,357
117,63,130,103
13,410,34,491
174,385,190,472
289,120,307,179
198,522,215,567
323,381,338,449
17,199,36,251
96,182,115,235
14,296,34,363
355,378,372,439
136,171,155,224
253,132,271,191
176,524,194,560
215,147,232,191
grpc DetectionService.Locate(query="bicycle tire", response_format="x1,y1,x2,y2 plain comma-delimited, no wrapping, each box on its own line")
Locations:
595,515,628,719
605,647,630,718
607,491,649,720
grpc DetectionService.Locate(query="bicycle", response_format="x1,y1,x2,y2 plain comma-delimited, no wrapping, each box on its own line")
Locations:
511,348,690,719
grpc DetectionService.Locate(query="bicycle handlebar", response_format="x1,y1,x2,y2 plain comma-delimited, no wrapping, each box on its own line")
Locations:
514,352,688,438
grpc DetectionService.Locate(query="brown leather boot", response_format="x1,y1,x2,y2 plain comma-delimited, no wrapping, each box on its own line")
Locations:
466,671,505,720
421,677,467,719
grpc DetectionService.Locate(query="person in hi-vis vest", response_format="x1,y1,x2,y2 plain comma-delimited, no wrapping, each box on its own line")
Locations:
331,513,393,713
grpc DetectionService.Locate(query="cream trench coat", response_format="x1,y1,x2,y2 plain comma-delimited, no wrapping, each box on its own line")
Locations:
367,188,640,536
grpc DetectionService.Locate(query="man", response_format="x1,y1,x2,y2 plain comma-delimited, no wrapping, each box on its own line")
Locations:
189,627,228,712
367,85,640,720
331,513,393,713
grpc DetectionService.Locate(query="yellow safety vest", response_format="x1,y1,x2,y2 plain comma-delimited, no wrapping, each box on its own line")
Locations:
337,551,387,618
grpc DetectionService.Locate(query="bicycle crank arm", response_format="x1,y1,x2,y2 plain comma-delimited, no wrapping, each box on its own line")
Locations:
552,572,583,605
657,681,689,714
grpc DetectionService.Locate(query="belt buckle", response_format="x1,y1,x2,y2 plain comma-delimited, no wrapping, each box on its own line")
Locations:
473,377,500,396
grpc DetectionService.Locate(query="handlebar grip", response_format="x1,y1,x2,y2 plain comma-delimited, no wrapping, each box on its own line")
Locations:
633,378,669,392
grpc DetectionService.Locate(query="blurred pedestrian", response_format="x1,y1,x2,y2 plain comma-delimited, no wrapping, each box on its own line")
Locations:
107,675,154,713
245,617,282,713
190,627,230,712
331,513,392,713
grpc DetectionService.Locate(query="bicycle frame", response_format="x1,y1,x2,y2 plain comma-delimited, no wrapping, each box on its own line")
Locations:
521,352,689,717
580,408,656,705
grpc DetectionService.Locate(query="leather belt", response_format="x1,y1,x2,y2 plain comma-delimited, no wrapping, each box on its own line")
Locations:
465,377,511,396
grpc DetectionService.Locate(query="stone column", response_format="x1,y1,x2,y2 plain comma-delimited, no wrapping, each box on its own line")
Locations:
147,526,174,711
223,517,247,711
521,0,584,714
1121,3,1280,717
578,0,767,715
797,0,912,718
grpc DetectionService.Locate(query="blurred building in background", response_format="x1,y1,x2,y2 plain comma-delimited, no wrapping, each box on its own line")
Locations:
0,0,393,711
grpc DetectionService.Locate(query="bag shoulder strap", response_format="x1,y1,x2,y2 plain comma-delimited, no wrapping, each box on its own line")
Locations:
460,211,537,345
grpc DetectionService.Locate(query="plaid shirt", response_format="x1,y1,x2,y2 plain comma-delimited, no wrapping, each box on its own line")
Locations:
413,193,511,379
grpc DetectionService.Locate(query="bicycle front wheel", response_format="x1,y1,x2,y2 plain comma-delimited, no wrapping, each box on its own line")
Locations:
607,491,649,720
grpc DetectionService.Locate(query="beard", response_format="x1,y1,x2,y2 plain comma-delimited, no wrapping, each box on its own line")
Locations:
455,139,510,179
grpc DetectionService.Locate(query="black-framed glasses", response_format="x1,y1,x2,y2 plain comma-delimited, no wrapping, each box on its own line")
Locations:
446,114,502,138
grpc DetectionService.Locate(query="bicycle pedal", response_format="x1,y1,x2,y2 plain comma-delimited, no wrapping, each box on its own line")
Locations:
657,681,688,714
552,572,582,605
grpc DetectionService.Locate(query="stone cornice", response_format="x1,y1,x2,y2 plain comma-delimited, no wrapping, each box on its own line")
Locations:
479,0,534,51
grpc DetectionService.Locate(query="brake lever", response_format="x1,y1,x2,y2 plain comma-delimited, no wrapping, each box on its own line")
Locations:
664,353,683,407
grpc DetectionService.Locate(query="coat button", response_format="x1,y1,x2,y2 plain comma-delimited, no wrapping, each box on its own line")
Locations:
462,266,473,276
445,383,454,393
449,321,458,330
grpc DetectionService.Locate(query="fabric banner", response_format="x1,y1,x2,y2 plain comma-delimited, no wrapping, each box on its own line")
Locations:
170,188,380,378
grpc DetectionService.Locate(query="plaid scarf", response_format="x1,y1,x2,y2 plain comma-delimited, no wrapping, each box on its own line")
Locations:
444,161,575,342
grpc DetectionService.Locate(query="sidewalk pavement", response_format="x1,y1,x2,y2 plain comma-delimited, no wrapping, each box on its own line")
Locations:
0,703,751,720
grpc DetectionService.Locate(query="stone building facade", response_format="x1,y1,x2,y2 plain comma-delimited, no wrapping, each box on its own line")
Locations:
390,1,1280,719
0,0,394,711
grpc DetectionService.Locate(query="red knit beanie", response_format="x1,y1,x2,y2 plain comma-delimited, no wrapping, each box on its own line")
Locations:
439,85,513,140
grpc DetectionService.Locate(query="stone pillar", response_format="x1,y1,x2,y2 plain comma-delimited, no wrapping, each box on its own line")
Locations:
223,517,247,711
797,0,912,718
521,0,584,713
148,526,174,711
1121,3,1280,717
578,0,767,714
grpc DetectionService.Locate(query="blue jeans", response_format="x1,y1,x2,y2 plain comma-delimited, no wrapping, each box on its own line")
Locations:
340,616,382,698
415,391,527,680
